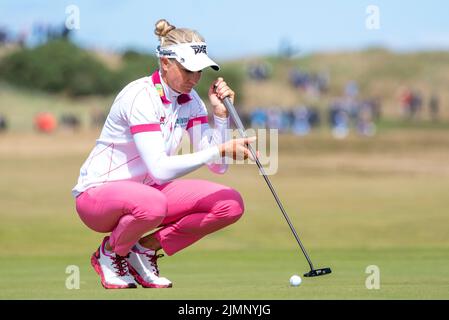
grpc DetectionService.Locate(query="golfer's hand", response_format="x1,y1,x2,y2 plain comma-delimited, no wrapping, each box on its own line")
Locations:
219,136,257,161
208,77,234,118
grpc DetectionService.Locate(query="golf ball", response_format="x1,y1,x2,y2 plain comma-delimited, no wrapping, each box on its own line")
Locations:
289,275,302,286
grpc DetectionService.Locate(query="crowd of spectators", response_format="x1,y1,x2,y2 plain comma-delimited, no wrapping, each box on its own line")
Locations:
328,97,380,138
399,87,423,119
245,106,320,136
289,68,330,98
247,62,272,81
243,97,380,138
399,87,440,121
242,78,382,138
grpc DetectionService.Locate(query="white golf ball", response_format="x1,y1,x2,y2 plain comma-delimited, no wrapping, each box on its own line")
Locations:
289,275,302,286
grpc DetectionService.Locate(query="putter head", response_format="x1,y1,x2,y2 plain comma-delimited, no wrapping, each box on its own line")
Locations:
304,267,332,277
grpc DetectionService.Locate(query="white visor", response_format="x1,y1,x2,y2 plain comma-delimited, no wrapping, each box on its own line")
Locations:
156,42,220,72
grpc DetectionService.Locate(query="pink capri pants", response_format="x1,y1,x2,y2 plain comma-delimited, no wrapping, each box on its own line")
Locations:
75,179,244,256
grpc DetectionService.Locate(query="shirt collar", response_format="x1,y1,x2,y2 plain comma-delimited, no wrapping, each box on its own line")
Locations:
151,70,192,105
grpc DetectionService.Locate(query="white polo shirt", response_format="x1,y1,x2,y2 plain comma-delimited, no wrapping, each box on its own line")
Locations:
72,70,229,197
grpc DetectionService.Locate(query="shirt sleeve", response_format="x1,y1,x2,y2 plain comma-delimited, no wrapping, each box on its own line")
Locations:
187,93,230,174
187,115,230,174
133,131,221,185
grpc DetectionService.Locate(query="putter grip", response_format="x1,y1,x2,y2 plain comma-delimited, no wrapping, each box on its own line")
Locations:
222,97,260,164
222,97,247,138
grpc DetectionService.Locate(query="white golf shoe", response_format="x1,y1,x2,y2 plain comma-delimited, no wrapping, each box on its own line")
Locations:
127,245,172,288
90,236,138,289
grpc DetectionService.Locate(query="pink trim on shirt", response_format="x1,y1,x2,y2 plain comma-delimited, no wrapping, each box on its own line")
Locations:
186,116,209,130
130,124,161,134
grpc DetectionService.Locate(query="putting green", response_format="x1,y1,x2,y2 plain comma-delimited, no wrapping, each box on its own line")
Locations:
1,248,448,299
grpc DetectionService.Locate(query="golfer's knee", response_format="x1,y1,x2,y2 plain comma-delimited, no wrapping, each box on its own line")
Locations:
225,189,245,222
132,194,167,225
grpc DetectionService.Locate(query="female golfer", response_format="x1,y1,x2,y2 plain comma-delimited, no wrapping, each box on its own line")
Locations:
72,19,254,289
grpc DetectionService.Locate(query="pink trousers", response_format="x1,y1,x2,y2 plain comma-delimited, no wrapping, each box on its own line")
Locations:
75,179,244,256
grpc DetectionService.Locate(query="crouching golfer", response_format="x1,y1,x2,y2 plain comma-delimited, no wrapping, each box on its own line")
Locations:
72,19,254,289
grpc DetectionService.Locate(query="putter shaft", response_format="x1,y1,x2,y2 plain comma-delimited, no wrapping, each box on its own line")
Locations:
222,97,315,271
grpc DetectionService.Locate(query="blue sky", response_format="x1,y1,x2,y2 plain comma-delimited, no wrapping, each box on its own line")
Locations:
1,0,448,60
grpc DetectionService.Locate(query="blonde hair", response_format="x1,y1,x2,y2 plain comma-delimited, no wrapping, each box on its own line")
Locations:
154,19,205,47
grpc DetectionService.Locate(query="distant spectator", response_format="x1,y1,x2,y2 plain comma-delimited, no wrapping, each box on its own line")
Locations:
266,108,282,130
289,68,309,90
247,61,272,81
332,111,350,139
34,112,57,133
399,87,413,118
305,74,321,98
60,113,81,132
429,93,440,122
356,103,376,137
308,107,321,128
329,99,341,127
239,110,251,128
345,81,359,99
279,110,293,133
409,90,423,119
292,106,310,136
90,107,107,128
289,68,329,98
0,114,8,132
367,97,382,122
250,108,267,129
345,98,360,124
316,72,330,94
329,99,349,139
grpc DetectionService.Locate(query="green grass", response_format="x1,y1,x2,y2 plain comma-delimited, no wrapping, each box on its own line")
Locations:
377,119,449,131
1,248,448,300
1,130,449,299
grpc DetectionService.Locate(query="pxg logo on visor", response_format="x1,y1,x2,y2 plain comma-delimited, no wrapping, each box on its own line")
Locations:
191,45,207,55
156,42,220,72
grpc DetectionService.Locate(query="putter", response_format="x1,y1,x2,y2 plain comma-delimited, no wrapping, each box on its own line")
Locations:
220,94,331,278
